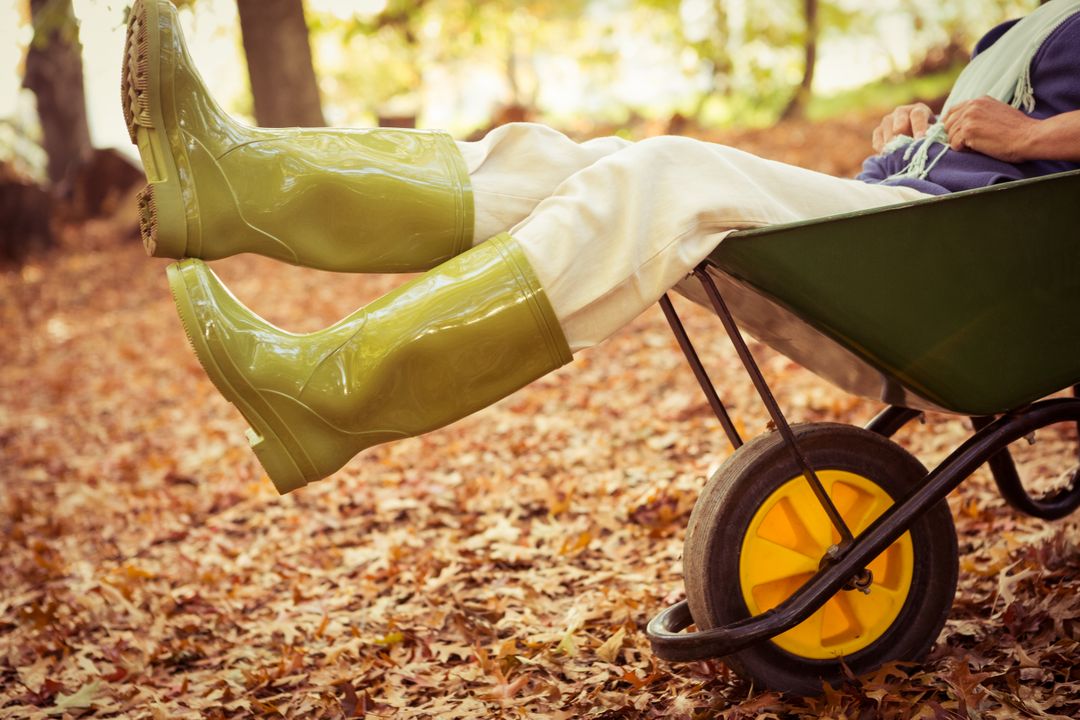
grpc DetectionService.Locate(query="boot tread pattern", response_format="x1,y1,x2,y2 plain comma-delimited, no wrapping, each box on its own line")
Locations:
121,0,151,143
137,185,158,255
123,0,161,256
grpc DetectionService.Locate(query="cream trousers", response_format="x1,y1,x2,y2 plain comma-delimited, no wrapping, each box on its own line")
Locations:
457,123,931,353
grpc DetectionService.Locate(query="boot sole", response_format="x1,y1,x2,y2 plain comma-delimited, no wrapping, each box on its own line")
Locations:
167,261,315,494
123,0,188,259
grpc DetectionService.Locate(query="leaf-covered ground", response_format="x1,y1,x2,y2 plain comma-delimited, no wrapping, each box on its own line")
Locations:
3,115,1080,718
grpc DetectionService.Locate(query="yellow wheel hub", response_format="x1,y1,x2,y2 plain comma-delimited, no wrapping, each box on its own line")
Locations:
739,470,914,659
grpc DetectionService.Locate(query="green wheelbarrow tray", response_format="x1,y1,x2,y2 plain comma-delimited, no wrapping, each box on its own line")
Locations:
674,168,1080,416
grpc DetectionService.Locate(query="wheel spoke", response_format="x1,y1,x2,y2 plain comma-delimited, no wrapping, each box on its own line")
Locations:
852,492,896,537
844,584,901,638
779,602,828,651
753,492,827,559
790,478,836,550
820,592,862,647
744,536,822,584
866,543,910,592
747,572,815,616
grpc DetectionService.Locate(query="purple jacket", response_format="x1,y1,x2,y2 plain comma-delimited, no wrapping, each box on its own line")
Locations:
857,14,1080,195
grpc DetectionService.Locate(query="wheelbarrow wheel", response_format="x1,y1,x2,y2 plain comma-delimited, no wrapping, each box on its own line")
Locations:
684,423,958,695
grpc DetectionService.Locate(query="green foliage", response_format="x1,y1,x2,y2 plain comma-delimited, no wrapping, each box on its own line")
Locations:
30,0,80,49
309,0,594,120
8,0,1044,137
806,64,965,122
298,0,1042,130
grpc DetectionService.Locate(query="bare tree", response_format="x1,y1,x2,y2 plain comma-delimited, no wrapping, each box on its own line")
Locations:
23,0,92,186
780,0,819,121
236,0,326,127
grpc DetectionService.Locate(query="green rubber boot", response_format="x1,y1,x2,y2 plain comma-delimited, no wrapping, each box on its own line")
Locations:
123,0,473,272
167,233,572,493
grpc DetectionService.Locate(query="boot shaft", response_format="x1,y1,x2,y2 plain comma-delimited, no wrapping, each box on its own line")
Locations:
297,233,572,433
126,0,473,271
168,234,571,492
185,128,472,269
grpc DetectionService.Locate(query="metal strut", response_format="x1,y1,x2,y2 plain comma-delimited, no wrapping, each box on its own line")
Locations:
691,267,856,547
865,406,923,438
971,414,1080,520
659,294,743,449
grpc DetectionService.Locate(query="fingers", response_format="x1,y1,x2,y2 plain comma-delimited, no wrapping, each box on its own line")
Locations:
876,107,906,151
944,97,1040,162
945,104,966,150
874,103,937,153
876,113,892,151
943,100,977,151
945,98,1005,152
910,104,932,138
891,107,907,134
942,100,968,132
948,124,967,151
880,96,1030,161
943,96,1003,132
889,106,911,138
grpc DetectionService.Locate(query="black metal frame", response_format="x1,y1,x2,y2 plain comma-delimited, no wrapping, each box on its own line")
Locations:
646,266,1080,662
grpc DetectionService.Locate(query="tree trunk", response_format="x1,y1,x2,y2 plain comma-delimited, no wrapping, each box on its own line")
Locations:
780,0,818,122
235,0,326,127
0,164,53,264
23,0,92,187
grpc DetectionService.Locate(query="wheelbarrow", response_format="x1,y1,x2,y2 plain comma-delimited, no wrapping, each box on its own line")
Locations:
644,168,1080,694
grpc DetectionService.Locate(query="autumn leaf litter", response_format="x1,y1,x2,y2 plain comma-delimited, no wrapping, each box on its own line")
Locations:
2,117,1079,718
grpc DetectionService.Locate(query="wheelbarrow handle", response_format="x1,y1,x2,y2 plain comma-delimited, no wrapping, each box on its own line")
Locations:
647,599,792,661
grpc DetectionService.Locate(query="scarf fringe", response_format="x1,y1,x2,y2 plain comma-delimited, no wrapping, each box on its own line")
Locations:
882,0,1079,183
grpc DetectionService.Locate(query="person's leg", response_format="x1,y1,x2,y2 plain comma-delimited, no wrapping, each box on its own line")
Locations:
506,135,931,351
125,0,471,272
457,123,632,241
125,0,630,272
168,135,930,494
168,234,571,494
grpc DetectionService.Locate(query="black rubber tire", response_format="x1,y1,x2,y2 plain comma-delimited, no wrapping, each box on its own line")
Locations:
684,423,958,695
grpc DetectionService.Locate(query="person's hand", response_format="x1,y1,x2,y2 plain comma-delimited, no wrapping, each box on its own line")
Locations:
872,103,934,153
942,96,1040,162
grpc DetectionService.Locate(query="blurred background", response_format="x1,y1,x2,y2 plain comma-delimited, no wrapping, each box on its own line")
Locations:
0,0,1042,266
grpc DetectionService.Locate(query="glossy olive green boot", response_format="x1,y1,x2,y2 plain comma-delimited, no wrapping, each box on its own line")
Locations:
123,0,472,271
168,233,572,493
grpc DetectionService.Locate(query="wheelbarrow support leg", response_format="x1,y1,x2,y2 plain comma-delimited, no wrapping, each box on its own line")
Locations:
658,294,743,450
865,406,922,438
691,267,856,547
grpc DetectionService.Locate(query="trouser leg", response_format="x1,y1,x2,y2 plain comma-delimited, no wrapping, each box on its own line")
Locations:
458,122,633,241
506,136,933,352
